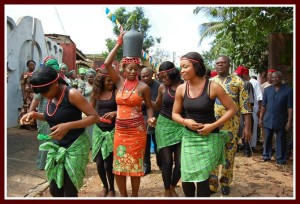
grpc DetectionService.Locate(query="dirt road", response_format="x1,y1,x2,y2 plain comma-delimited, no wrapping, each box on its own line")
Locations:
39,145,294,198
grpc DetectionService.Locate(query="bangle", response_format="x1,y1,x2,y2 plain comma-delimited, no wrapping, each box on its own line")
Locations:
182,118,186,126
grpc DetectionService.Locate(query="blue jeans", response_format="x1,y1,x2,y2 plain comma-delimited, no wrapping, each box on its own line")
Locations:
263,128,286,164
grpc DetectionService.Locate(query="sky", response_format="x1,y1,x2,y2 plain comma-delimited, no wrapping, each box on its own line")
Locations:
5,4,214,63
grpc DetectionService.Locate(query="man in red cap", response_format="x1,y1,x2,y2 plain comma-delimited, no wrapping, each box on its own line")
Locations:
234,66,255,157
234,65,245,77
235,66,263,155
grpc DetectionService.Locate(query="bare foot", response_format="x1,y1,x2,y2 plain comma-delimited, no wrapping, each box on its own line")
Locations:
165,189,171,197
99,188,108,197
170,186,178,197
107,190,116,197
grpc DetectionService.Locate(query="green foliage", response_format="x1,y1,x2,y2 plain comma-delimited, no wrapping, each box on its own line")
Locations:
201,51,216,70
195,7,293,73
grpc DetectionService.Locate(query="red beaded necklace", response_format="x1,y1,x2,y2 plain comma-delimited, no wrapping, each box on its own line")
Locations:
46,85,67,117
121,78,138,100
187,79,206,99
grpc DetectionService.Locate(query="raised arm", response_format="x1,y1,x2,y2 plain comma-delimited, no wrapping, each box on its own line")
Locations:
104,33,125,87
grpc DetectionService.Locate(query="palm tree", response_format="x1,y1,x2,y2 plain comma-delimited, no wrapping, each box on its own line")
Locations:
193,7,227,46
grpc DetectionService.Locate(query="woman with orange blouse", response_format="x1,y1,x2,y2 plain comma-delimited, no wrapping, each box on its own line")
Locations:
104,33,156,197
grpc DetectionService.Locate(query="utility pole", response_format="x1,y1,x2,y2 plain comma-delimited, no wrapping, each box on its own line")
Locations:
173,51,176,64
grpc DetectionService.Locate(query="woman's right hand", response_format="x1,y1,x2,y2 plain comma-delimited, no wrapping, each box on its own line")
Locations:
147,117,157,127
20,111,36,125
184,119,200,131
49,123,70,140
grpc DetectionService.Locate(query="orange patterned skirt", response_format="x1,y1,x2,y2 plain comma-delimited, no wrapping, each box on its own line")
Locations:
113,123,146,176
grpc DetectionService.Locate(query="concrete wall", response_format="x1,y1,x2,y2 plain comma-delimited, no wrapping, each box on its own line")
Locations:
6,16,63,128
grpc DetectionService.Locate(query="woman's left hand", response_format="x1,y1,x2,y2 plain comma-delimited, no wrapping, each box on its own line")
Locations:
147,117,157,127
49,123,70,140
197,123,213,136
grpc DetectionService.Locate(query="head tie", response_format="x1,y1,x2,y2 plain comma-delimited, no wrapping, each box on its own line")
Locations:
78,67,87,75
45,59,59,71
59,63,68,71
43,56,54,64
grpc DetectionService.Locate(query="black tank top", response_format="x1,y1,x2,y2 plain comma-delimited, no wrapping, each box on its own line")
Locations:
183,80,219,133
95,90,117,131
160,86,176,120
44,86,85,147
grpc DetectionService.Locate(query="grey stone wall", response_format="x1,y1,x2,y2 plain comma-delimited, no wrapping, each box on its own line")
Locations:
6,16,63,128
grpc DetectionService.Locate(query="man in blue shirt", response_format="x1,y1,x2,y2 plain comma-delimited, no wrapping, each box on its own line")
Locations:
259,71,293,166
